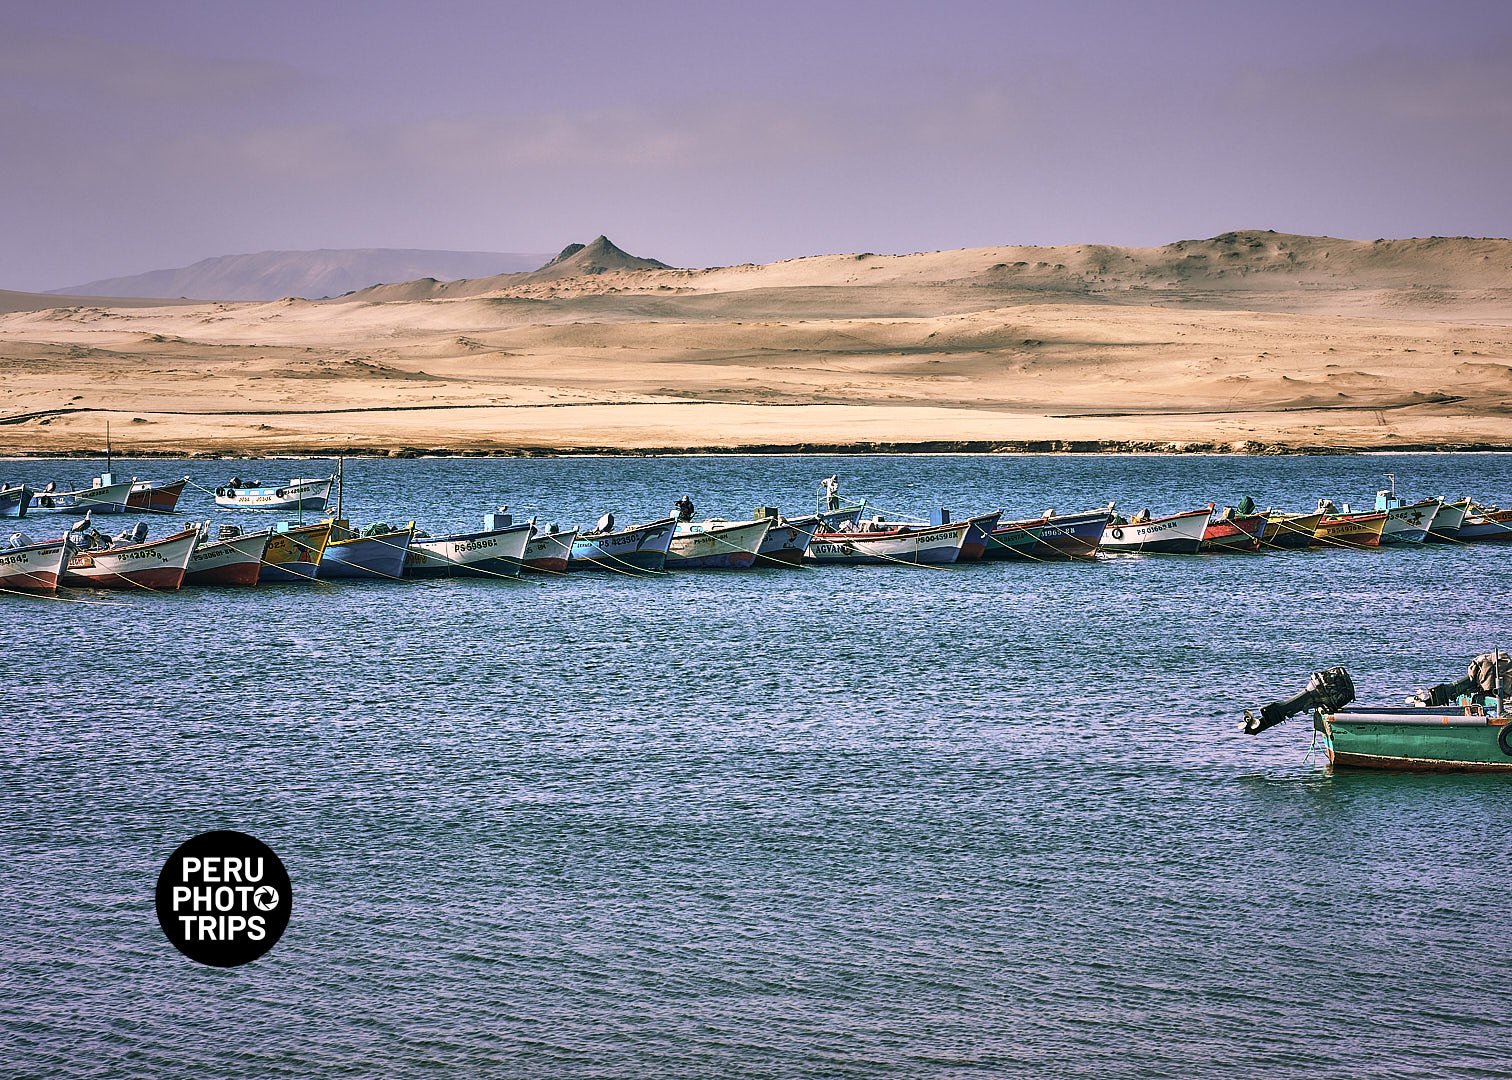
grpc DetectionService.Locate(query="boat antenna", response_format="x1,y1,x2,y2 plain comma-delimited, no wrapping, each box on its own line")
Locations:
1385,471,1395,495
105,420,112,476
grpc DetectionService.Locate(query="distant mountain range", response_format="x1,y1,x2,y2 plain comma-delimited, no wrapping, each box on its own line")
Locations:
50,248,556,301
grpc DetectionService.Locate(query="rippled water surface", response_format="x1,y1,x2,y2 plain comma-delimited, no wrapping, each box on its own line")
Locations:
4,454,1511,1077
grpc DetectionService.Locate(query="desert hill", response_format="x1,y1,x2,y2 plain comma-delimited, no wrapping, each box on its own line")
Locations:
350,235,675,302
50,248,554,302
2,231,1510,456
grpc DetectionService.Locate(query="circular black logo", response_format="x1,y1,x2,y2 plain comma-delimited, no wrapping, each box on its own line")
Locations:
155,830,292,967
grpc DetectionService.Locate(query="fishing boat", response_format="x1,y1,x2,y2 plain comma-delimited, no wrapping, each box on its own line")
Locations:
126,477,188,514
259,521,333,582
1200,509,1265,553
1373,489,1437,544
570,516,676,572
317,520,415,580
62,523,198,590
1426,498,1471,542
0,484,31,519
406,512,532,578
28,426,147,515
751,509,822,566
982,508,1109,561
1458,506,1512,543
667,518,773,569
27,476,137,515
849,510,1002,562
0,534,68,592
804,520,971,565
1099,508,1209,555
1313,500,1388,547
1259,510,1326,549
214,476,334,511
522,524,578,573
816,506,864,530
1245,654,1512,771
185,525,271,587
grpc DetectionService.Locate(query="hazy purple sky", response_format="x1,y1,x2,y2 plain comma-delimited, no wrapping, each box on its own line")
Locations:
3,0,1510,290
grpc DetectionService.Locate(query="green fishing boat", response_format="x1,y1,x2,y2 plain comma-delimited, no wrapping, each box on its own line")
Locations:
1244,653,1512,772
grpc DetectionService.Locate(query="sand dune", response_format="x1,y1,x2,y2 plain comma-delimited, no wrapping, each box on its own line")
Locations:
2,231,1510,455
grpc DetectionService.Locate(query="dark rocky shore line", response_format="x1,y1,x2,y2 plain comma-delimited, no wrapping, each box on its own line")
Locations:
8,439,1512,459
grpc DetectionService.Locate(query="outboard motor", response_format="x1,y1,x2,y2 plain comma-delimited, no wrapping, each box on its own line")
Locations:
1244,667,1355,734
113,521,149,546
1410,652,1512,707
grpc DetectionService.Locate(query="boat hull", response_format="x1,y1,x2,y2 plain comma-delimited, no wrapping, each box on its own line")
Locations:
1459,509,1512,543
259,522,333,582
0,539,68,592
0,485,31,519
1318,710,1512,772
215,477,333,511
1200,513,1265,553
318,527,413,580
570,518,675,572
1378,502,1435,545
1315,513,1386,548
804,521,969,565
62,527,198,590
29,479,136,514
406,525,531,578
1261,512,1325,549
667,519,772,569
127,478,187,513
985,510,1109,560
185,530,270,586
755,516,820,566
1100,510,1208,555
1426,499,1470,542
522,528,577,573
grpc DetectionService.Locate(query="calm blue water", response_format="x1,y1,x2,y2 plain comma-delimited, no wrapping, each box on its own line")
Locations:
4,454,1510,1078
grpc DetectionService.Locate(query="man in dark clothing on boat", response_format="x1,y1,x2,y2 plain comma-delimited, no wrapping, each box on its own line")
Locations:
674,495,695,522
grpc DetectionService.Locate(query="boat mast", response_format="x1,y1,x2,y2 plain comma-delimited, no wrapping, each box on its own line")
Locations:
105,420,112,478
336,455,345,524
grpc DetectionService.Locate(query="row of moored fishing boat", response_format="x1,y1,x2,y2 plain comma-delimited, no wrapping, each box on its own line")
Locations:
1,471,1508,595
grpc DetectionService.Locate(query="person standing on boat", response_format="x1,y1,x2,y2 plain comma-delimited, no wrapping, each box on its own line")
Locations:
822,475,841,510
674,495,695,522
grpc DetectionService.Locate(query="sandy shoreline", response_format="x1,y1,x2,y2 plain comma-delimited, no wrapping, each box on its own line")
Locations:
3,231,1509,457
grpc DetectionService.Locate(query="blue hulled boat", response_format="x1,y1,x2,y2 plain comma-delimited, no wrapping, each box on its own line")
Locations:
0,484,31,519
317,520,415,580
569,516,675,572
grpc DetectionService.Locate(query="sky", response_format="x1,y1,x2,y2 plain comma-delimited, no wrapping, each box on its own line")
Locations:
2,0,1510,290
